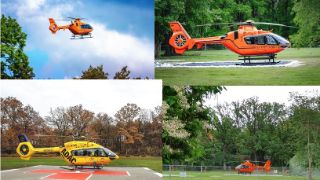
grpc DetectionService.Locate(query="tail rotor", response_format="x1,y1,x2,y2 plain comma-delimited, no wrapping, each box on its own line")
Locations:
16,134,35,160
168,21,193,54
49,18,59,34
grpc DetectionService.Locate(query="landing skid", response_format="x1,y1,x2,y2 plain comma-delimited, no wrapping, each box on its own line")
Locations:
60,165,103,170
238,54,278,64
70,33,93,40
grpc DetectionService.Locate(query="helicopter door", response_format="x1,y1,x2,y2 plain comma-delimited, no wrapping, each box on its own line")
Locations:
71,149,88,165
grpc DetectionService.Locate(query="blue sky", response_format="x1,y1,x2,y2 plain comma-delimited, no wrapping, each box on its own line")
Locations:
2,0,154,79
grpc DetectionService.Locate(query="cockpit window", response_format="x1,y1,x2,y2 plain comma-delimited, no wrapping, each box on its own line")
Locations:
81,24,92,29
244,36,254,44
245,35,280,45
103,148,117,157
72,148,108,157
266,35,277,45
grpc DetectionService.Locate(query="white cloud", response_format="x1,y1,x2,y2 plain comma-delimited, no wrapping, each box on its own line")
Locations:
4,0,154,78
1,80,162,117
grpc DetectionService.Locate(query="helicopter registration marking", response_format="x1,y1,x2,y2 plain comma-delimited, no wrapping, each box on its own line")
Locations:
60,148,76,164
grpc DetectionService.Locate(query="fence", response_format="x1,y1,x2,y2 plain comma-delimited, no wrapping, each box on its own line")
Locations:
162,164,320,179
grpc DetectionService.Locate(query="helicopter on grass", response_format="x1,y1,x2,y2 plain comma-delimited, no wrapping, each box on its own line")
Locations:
235,160,271,174
16,134,118,169
49,17,93,39
169,20,295,63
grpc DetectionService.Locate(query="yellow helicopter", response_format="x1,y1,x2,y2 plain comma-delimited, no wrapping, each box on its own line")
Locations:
16,134,119,169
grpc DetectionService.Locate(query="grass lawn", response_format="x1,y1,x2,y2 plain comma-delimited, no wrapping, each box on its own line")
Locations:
163,171,320,180
155,48,320,85
1,156,162,172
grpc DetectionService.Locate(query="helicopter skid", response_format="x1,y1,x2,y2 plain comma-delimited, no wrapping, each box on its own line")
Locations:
238,54,277,64
70,34,93,40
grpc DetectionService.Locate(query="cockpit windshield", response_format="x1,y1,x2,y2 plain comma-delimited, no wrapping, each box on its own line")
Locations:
269,33,289,45
81,24,93,29
103,148,117,159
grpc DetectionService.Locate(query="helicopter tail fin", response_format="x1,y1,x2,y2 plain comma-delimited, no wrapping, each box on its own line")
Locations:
49,18,59,34
16,134,35,160
168,21,194,54
264,160,271,172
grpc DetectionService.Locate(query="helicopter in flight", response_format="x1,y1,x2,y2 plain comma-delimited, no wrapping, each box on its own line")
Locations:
16,134,119,169
235,160,271,174
49,17,93,39
169,20,294,63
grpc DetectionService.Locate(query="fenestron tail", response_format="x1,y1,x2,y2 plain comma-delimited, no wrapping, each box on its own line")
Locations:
16,134,60,160
264,160,271,172
16,134,35,160
49,18,59,34
168,21,194,54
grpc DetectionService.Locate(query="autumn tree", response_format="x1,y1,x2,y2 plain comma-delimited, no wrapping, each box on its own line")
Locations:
65,105,94,138
80,65,108,79
1,15,34,79
115,103,142,155
89,113,115,148
1,97,46,152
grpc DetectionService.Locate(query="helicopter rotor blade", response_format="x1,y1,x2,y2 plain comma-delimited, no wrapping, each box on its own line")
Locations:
195,21,297,28
253,22,297,28
195,23,234,27
67,17,86,20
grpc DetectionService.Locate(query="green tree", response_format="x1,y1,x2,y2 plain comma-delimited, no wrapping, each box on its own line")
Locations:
162,86,224,165
155,0,185,57
80,65,108,79
289,92,320,180
290,0,320,47
1,15,34,79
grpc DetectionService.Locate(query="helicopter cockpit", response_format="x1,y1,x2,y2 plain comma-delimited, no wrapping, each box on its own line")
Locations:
244,33,290,47
81,24,93,29
71,148,117,159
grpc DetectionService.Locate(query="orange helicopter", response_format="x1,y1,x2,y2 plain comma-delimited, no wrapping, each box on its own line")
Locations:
235,160,271,174
169,20,294,63
49,17,93,39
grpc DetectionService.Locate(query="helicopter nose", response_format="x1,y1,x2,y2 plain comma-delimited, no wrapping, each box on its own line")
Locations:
281,42,290,48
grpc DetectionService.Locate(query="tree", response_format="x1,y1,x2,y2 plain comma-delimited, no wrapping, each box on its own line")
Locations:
289,92,320,180
113,66,130,79
290,0,320,47
1,97,46,152
162,86,224,164
45,107,70,144
155,0,185,57
115,103,141,122
1,15,34,79
115,103,142,155
65,105,94,138
80,65,108,79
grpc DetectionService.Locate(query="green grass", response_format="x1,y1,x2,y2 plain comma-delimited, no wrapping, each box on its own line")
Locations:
0,156,162,172
163,171,320,180
155,48,320,85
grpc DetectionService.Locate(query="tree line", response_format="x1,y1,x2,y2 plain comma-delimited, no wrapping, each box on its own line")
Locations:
163,86,320,179
155,0,320,57
1,97,162,156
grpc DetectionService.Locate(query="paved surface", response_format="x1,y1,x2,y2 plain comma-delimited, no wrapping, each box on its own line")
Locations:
1,165,162,180
155,60,302,68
